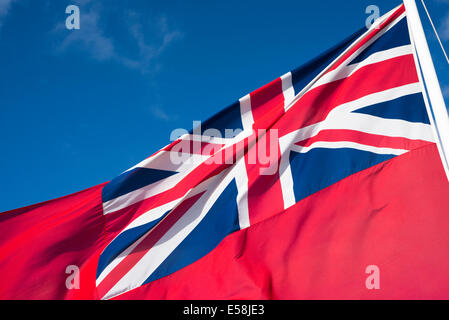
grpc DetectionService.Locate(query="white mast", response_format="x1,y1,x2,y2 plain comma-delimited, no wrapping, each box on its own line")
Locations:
404,0,449,180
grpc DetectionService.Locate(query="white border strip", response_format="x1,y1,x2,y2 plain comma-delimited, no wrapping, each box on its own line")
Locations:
290,141,407,156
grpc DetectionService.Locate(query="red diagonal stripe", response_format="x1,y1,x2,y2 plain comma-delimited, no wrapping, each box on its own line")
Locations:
97,191,204,299
276,54,419,137
328,4,405,72
295,129,431,151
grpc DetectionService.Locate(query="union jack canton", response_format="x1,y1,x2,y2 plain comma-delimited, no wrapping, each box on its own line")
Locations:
96,5,435,299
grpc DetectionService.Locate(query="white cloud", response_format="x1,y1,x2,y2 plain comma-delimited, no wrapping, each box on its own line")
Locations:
150,106,171,121
0,0,13,16
150,104,179,121
55,5,182,73
57,8,115,61
440,13,449,41
0,0,17,28
123,15,182,72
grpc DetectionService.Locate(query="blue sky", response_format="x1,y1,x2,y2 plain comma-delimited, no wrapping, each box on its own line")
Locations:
0,0,448,212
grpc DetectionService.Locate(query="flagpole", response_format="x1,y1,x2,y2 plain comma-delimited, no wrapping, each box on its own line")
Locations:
403,0,449,180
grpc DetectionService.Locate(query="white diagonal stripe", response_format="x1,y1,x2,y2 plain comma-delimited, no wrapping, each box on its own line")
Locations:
311,45,413,90
103,168,235,300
